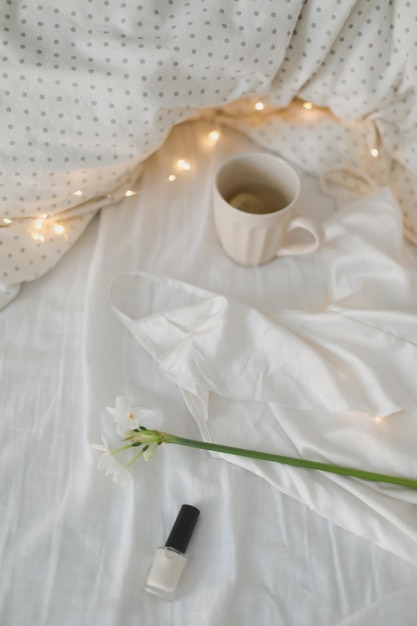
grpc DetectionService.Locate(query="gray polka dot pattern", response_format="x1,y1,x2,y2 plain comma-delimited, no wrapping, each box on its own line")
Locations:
1,1,417,304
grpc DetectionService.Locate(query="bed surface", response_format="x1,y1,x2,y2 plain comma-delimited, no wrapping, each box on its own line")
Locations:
2,121,417,626
2,1,417,623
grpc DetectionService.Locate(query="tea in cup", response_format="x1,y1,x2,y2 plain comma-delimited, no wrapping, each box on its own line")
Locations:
213,153,324,266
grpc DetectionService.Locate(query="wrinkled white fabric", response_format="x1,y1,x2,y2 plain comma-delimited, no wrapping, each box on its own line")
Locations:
111,188,417,565
3,120,417,626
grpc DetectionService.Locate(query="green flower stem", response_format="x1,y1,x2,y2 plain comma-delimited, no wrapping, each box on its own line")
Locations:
161,433,417,489
113,443,135,455
125,447,146,470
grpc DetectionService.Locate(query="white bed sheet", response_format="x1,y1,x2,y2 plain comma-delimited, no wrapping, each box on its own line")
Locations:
2,122,417,626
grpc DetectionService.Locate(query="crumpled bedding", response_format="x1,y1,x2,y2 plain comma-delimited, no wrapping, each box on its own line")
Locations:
1,0,417,307
110,187,417,566
3,118,417,626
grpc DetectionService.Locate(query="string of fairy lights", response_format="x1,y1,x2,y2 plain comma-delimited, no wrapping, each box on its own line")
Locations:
1,99,380,242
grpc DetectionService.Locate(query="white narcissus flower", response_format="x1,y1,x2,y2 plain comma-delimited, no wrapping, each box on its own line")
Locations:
91,435,132,487
92,396,166,487
106,395,161,436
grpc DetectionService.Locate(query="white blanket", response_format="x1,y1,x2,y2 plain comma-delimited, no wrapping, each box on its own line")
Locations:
3,121,417,626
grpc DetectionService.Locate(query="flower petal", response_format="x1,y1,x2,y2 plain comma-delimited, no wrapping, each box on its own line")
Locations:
111,463,132,487
138,408,163,429
97,455,110,471
91,434,111,455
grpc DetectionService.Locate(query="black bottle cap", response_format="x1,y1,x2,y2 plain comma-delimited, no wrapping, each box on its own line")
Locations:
165,504,200,554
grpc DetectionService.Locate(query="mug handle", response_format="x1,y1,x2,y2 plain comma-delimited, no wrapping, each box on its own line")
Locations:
276,216,324,256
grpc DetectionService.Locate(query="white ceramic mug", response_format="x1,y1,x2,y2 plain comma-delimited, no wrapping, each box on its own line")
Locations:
213,153,324,266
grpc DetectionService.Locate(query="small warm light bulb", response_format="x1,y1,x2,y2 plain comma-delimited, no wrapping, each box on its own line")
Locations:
124,189,136,197
370,148,379,158
177,159,191,171
32,232,45,242
373,416,382,423
34,219,43,230
168,174,176,182
54,224,65,235
254,102,264,111
3,218,12,225
72,190,83,196
208,130,220,141
303,101,313,110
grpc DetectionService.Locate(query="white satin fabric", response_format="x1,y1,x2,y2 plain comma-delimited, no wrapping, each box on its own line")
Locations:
111,187,417,566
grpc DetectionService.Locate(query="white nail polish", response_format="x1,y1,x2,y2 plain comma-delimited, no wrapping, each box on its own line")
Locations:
144,504,200,600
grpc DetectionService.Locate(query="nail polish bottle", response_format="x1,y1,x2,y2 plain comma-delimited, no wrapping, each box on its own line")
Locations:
144,504,200,600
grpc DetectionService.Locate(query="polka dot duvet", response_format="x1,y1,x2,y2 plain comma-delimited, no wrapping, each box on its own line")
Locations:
1,0,416,306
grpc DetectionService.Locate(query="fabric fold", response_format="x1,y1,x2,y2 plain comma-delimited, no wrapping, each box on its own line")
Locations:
109,189,417,564
112,273,417,416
